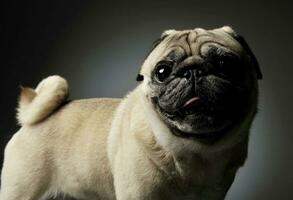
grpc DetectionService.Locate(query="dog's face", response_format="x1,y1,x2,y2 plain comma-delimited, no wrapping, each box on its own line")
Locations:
138,26,262,145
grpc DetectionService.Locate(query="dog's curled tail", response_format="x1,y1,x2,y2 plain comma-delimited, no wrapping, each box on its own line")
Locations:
17,75,69,126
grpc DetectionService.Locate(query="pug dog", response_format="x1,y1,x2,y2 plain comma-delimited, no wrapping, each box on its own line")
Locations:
0,26,262,200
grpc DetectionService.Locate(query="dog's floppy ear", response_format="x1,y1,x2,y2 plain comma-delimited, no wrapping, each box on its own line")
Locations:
234,35,263,80
222,26,263,80
136,30,176,82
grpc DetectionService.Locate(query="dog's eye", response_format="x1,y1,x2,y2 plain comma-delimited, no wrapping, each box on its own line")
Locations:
155,64,172,82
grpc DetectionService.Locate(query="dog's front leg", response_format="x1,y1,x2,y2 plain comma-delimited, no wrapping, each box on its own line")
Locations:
111,141,166,200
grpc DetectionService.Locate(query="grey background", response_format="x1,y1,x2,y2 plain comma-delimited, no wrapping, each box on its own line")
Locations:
1,0,292,199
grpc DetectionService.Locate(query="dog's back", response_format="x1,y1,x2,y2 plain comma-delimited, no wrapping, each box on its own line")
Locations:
0,76,120,200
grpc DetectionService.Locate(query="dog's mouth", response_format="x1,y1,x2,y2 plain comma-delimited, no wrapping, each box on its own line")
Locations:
180,96,201,115
154,90,242,141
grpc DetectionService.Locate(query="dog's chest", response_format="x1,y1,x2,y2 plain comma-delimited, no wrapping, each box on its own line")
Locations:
154,153,232,200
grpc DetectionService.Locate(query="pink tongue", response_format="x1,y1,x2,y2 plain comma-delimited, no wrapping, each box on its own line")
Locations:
183,97,200,109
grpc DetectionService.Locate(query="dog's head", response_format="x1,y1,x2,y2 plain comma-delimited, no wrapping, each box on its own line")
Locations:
138,26,262,148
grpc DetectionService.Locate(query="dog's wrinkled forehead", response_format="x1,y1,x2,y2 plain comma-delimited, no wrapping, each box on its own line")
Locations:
140,26,243,77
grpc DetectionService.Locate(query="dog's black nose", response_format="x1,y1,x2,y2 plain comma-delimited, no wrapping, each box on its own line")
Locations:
178,67,205,80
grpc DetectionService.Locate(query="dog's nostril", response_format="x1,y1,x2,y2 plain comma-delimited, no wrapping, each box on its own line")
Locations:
196,69,203,77
182,70,191,79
